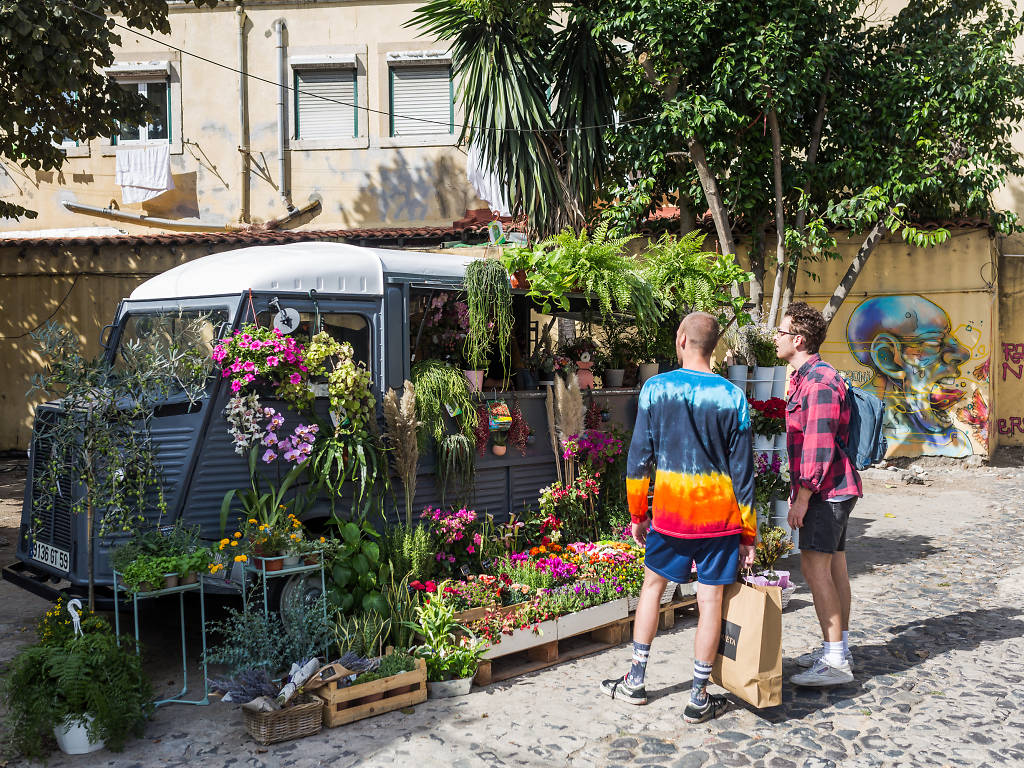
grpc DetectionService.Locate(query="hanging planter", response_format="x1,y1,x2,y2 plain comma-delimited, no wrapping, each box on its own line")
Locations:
463,369,485,392
54,715,105,756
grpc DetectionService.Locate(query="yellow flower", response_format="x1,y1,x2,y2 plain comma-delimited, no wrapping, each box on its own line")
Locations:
233,532,242,539
220,538,230,545
234,554,247,563
248,518,258,524
218,542,227,550
290,533,300,541
319,536,326,543
230,540,238,547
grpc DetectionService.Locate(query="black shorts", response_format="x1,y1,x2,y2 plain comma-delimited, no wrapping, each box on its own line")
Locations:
800,495,857,554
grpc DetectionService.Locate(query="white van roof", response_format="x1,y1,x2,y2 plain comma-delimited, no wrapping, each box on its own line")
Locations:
129,241,477,300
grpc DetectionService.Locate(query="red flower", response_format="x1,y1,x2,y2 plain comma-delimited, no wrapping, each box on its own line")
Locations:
410,580,425,591
541,536,551,545
425,580,437,593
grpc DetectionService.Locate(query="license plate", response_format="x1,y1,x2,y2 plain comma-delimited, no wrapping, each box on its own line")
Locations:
32,542,70,573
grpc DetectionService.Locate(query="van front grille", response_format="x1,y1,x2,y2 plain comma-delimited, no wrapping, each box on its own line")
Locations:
29,409,75,551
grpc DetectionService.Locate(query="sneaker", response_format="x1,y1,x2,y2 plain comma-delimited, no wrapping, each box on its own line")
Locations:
601,676,647,705
683,693,730,723
795,648,855,670
790,658,854,687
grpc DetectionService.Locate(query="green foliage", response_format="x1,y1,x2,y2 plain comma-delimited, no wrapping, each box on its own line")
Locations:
332,610,389,659
382,523,437,583
119,555,178,592
0,0,218,220
436,433,475,505
403,598,487,682
503,224,663,334
304,333,377,439
641,234,753,325
2,614,153,759
490,557,555,591
408,0,616,238
410,360,477,447
311,432,389,520
354,652,417,684
325,518,386,616
463,258,514,373
753,521,795,576
205,593,330,674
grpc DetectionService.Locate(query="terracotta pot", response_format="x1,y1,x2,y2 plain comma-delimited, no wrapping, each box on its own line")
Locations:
162,573,179,589
510,269,530,289
576,365,595,389
492,443,507,456
257,556,284,572
180,571,198,586
303,554,321,566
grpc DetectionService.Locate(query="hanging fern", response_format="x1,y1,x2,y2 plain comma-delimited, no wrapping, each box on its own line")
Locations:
437,433,474,505
463,258,514,374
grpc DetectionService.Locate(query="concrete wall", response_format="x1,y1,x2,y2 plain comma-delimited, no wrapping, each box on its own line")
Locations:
758,228,998,459
0,1,484,234
996,252,1024,446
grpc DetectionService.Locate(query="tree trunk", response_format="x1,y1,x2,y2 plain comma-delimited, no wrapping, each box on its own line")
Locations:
748,217,768,323
782,75,829,318
687,137,736,256
822,216,891,326
766,110,787,328
677,191,696,235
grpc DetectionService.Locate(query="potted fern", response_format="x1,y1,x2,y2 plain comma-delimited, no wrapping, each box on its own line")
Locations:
1,599,153,759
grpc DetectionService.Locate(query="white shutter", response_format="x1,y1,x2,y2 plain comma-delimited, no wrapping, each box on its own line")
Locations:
296,69,356,140
390,65,452,136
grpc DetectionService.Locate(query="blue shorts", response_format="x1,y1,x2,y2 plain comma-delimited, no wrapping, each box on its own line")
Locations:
644,530,740,585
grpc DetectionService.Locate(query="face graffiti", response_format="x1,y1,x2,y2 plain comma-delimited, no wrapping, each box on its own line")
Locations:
847,295,975,458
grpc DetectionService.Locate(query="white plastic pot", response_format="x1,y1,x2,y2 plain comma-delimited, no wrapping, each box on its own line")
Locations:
638,363,660,384
53,715,104,755
427,675,474,698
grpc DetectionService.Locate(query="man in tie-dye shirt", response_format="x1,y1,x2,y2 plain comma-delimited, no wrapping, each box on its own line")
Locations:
602,312,755,721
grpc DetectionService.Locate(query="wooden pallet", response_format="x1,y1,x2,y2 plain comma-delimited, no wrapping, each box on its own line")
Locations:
315,658,427,727
473,596,697,686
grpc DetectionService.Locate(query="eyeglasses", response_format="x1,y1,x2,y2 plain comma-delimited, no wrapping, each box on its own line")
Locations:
774,328,800,337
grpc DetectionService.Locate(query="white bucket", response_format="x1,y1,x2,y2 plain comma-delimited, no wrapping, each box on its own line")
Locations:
726,365,749,388
751,366,775,400
771,365,789,398
638,363,660,384
603,369,625,387
54,715,105,755
427,676,474,698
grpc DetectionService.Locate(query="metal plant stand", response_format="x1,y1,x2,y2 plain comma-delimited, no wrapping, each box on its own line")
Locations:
112,571,209,707
240,559,329,659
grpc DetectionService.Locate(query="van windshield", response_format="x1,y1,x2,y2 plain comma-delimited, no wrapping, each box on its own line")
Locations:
113,309,229,399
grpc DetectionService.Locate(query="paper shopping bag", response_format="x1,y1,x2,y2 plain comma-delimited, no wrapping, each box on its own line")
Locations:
709,581,782,708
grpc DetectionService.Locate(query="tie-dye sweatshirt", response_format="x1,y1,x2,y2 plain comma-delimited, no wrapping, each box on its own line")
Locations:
626,369,756,546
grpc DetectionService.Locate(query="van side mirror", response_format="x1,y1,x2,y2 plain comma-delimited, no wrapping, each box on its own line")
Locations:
99,324,114,350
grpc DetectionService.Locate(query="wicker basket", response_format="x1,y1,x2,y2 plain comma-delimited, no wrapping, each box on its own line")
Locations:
243,694,323,745
780,585,796,609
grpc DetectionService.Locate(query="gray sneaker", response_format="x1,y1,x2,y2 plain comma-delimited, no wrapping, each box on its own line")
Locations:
795,647,854,670
791,658,854,687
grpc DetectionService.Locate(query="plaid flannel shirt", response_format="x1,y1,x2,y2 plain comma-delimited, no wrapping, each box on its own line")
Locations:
786,355,862,501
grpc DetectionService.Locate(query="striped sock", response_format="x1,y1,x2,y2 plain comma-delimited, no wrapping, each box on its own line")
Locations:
626,642,651,687
691,660,713,705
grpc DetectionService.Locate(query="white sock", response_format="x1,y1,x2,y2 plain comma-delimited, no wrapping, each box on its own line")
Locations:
824,640,845,667
842,630,850,657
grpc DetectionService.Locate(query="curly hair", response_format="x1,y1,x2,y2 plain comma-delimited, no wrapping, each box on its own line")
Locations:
783,301,827,354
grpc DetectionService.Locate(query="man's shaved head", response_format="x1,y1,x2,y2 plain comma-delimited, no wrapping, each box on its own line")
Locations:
679,312,720,357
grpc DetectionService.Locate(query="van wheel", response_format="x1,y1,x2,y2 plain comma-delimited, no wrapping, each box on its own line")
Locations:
267,570,325,622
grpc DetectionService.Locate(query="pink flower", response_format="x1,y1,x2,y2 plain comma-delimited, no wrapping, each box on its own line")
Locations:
466,544,475,554
289,372,302,385
266,355,279,367
230,380,242,392
243,361,255,372
243,373,255,383
262,449,277,462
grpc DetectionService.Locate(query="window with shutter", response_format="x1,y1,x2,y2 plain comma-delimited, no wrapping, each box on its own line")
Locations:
389,65,453,137
295,69,358,140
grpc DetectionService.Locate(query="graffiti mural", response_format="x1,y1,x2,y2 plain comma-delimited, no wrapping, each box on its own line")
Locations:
846,295,989,458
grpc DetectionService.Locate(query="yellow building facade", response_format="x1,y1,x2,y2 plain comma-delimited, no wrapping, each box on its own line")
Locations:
0,1,485,235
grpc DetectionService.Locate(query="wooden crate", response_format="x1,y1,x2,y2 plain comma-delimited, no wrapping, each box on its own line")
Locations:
315,658,427,727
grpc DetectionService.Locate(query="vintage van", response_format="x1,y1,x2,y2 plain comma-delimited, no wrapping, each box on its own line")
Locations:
4,241,641,604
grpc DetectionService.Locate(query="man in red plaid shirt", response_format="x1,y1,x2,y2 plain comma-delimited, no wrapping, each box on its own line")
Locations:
775,302,863,687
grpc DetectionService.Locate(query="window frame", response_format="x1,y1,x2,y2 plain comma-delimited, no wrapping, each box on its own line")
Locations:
375,46,458,149
112,80,172,147
100,55,182,156
289,48,369,151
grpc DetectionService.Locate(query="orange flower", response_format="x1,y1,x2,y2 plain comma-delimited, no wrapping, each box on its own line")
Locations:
529,547,540,556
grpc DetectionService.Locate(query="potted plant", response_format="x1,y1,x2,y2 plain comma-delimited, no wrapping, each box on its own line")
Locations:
746,521,795,607
634,334,660,385
463,258,514,388
1,599,154,759
120,554,180,592
405,595,488,698
491,430,508,456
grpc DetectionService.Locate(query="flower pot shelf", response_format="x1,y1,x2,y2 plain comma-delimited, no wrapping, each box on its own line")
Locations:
315,658,427,728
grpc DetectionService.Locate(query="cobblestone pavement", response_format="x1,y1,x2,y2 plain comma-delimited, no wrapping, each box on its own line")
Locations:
2,457,1023,767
